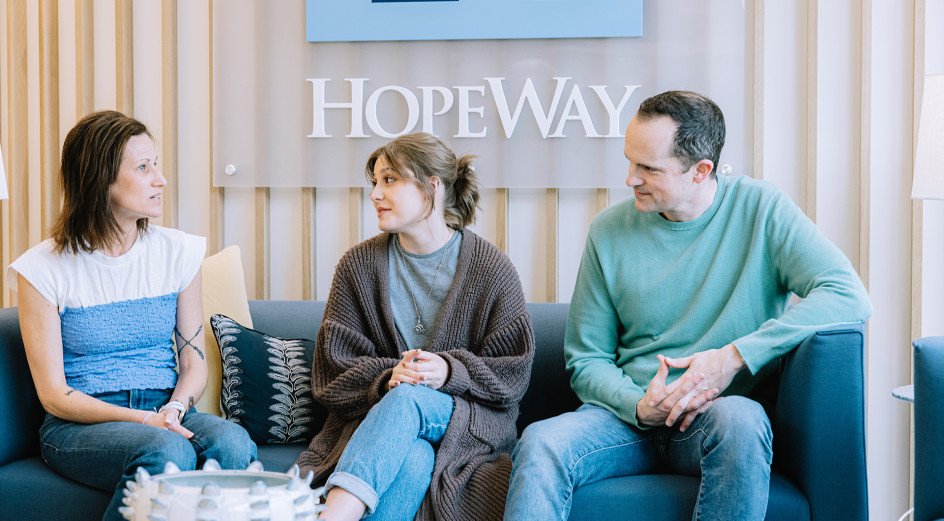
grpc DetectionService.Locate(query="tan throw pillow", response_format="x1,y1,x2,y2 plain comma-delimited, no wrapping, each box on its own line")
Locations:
197,245,253,416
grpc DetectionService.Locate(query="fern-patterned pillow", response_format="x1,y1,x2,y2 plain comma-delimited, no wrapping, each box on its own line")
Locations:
210,314,317,444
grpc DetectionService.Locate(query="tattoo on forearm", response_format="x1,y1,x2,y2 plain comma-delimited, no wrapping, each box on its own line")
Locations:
65,388,76,396
174,324,205,360
188,396,195,410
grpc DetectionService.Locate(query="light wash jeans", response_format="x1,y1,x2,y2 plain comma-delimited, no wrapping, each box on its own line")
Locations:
39,388,257,521
326,383,454,521
505,396,773,521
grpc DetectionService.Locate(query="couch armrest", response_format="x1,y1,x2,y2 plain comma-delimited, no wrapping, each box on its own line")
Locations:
914,336,944,521
0,308,45,466
773,323,867,521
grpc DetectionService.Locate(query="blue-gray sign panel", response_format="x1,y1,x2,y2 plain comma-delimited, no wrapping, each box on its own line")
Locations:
307,0,643,42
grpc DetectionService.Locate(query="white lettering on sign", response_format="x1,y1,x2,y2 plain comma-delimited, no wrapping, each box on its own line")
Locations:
307,78,641,139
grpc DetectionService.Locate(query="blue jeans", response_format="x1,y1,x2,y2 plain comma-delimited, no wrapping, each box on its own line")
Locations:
39,388,257,521
326,383,454,521
505,397,773,521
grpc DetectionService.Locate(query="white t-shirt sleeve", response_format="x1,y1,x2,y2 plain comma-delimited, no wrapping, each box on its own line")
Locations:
178,232,207,293
6,240,59,306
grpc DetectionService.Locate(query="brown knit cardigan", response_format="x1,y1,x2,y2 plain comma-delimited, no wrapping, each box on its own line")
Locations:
296,229,535,521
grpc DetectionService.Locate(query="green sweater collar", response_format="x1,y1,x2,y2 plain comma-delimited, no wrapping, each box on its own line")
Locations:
645,174,729,231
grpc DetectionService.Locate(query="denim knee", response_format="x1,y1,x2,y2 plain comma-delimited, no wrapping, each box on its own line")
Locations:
380,383,427,412
134,429,197,473
699,396,772,462
195,418,257,468
513,418,567,466
397,439,434,482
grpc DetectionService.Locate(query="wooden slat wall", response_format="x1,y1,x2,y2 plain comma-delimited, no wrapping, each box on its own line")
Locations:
3,0,30,307
115,0,132,114
160,0,177,229
0,2,941,517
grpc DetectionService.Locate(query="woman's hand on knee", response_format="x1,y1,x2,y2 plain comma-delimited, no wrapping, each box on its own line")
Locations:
141,409,194,439
161,409,195,439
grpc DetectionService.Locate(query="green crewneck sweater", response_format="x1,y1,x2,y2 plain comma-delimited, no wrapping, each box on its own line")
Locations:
564,174,872,429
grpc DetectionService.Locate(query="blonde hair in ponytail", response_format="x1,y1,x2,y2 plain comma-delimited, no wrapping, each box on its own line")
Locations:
366,132,481,229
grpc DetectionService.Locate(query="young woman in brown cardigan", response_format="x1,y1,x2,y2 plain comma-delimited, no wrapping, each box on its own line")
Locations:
296,133,535,521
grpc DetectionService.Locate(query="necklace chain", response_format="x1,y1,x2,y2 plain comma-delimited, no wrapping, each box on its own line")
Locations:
397,234,452,335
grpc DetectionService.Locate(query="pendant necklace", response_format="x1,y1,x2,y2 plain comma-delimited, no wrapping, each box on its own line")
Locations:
398,234,451,335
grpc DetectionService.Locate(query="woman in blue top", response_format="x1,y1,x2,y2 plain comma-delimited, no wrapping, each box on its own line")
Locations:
8,111,256,521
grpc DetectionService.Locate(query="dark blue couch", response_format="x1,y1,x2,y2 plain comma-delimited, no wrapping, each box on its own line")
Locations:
0,301,867,520
914,336,944,521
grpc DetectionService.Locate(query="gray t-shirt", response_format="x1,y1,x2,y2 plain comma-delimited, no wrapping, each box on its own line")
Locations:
388,231,462,350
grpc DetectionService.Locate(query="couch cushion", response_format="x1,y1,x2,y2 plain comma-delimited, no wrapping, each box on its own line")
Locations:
198,245,254,416
0,456,109,521
0,308,44,466
257,443,308,474
518,303,582,433
569,473,808,521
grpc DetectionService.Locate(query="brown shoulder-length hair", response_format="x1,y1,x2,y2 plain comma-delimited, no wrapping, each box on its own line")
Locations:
365,133,480,230
50,110,153,254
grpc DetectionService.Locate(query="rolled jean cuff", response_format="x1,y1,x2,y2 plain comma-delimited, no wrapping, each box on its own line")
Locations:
325,470,379,514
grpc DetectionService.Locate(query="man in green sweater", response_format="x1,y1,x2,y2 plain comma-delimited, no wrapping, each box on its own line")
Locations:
504,91,872,521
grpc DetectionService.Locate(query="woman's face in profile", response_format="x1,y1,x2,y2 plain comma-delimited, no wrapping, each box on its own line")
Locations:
108,134,166,224
369,155,431,235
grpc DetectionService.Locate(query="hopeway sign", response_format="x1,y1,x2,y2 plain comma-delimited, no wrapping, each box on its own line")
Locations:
213,1,746,188
307,77,641,139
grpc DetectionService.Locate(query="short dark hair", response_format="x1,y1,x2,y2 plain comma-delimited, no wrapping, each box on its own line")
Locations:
365,133,480,230
636,91,725,176
51,110,153,254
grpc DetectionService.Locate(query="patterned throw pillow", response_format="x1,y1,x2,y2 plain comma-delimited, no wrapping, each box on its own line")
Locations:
210,314,318,444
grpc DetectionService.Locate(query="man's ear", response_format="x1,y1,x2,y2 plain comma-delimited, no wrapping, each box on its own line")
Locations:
693,160,714,183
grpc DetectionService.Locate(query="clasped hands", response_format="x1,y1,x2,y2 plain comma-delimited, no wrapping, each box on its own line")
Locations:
636,344,745,432
388,348,450,390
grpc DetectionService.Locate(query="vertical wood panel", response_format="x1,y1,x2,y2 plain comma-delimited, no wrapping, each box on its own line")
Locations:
495,187,508,253
1,0,11,305
302,187,316,300
595,188,609,214
909,3,925,507
207,0,221,253
859,0,872,284
863,2,915,519
348,187,361,247
546,188,558,303
26,0,41,246
5,0,29,306
176,0,212,243
76,0,93,116
38,0,58,239
254,187,269,300
91,0,115,109
752,0,765,178
161,0,177,228
806,0,818,219
911,0,925,342
812,0,862,265
115,0,132,114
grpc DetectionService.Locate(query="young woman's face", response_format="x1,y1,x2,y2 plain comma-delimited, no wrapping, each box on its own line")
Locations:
369,155,432,235
109,134,165,225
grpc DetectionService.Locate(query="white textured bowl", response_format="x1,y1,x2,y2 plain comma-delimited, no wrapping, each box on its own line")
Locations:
119,460,326,521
